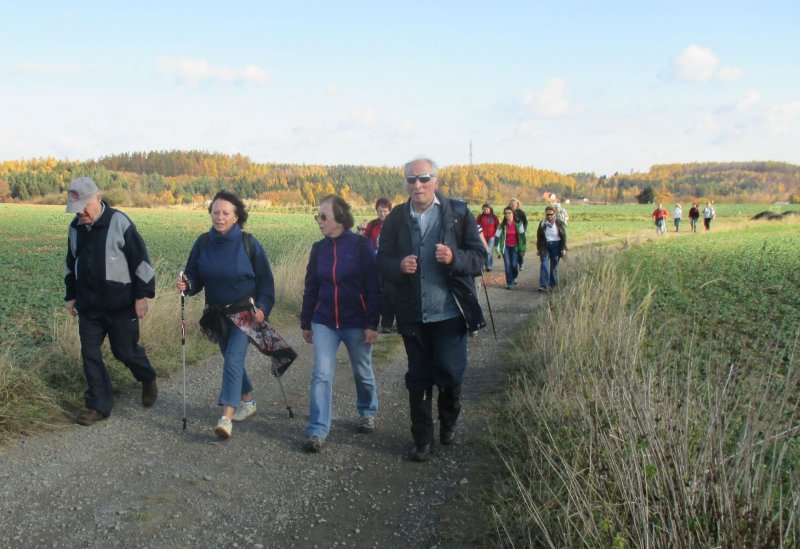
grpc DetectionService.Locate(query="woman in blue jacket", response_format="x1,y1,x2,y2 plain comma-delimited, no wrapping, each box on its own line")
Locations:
300,195,382,453
176,190,275,439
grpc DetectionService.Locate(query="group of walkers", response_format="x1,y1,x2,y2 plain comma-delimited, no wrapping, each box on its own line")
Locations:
477,199,568,293
651,201,716,235
62,155,488,463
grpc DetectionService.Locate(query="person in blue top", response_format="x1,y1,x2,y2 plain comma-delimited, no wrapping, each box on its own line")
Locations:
176,190,275,439
300,195,382,453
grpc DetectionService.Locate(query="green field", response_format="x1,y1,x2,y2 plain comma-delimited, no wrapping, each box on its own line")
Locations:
0,204,322,346
1,201,795,349
618,221,800,365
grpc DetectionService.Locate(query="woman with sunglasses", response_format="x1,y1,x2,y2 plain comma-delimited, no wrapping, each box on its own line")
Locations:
300,195,382,453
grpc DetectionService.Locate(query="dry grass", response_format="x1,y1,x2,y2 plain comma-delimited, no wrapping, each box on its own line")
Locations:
0,249,309,441
490,251,800,547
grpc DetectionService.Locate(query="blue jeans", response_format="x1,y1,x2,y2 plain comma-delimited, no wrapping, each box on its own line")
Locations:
502,246,520,285
484,236,495,268
308,323,378,438
539,241,563,288
214,319,254,409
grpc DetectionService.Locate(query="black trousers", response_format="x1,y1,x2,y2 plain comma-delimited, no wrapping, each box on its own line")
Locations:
402,317,468,445
78,310,157,416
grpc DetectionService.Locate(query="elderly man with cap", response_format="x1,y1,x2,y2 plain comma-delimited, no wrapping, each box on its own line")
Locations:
64,176,158,425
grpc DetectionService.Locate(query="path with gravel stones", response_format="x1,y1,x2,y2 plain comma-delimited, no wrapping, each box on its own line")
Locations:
0,263,546,548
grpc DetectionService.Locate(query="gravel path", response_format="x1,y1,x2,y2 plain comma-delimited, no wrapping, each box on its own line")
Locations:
0,266,542,548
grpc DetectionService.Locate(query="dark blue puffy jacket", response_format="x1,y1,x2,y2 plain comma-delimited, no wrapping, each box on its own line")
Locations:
300,231,381,330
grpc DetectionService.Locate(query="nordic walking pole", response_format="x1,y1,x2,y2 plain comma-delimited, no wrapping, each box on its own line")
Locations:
273,364,295,419
480,272,497,340
179,271,187,431
249,298,295,419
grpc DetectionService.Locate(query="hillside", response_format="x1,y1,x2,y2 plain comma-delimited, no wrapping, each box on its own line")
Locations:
1,152,798,206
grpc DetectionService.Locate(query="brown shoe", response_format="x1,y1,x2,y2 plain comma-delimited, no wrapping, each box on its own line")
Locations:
142,379,158,407
76,409,106,426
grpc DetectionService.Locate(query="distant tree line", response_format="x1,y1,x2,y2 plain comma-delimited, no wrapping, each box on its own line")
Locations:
1,151,798,206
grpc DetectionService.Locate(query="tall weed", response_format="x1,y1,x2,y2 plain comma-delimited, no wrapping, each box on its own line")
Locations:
491,250,799,547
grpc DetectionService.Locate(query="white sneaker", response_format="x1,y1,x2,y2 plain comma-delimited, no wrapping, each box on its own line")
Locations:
232,400,256,422
214,416,232,439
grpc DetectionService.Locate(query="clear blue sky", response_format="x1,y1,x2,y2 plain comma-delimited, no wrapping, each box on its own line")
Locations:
2,0,799,175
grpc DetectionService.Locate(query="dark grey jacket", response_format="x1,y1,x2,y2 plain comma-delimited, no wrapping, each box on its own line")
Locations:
378,193,486,335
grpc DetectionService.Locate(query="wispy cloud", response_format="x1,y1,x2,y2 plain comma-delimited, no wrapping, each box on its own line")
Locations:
671,45,742,83
156,57,270,86
736,90,762,111
766,101,800,134
524,77,571,117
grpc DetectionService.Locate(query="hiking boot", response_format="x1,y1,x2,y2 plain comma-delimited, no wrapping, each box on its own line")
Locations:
141,379,158,407
304,435,325,453
538,286,547,292
232,400,256,422
357,416,375,433
440,427,457,446
76,408,106,426
408,443,432,462
214,416,232,439
505,284,513,290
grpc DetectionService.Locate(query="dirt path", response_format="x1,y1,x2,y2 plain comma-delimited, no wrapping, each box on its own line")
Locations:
0,264,543,548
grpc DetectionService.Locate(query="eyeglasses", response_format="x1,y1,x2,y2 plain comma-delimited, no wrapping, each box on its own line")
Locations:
314,213,328,222
405,174,434,184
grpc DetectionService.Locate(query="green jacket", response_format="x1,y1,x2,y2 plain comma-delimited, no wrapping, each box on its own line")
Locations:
494,220,526,254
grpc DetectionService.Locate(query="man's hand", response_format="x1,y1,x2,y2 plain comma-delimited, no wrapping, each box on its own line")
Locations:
302,329,313,344
434,243,453,265
135,298,149,319
400,255,418,274
66,299,77,317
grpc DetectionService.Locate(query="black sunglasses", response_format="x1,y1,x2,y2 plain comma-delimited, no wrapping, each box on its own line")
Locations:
314,213,329,222
405,174,434,184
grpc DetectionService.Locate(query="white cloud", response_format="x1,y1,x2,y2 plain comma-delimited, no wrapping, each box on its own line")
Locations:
672,45,719,82
736,90,762,111
671,45,744,84
718,66,744,82
2,63,99,76
524,77,570,117
156,57,270,86
766,101,800,134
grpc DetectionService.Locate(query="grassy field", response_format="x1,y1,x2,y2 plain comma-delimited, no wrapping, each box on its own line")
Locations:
490,216,800,547
2,201,791,349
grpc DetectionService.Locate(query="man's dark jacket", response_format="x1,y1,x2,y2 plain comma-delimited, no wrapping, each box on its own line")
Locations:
64,202,155,315
377,192,486,335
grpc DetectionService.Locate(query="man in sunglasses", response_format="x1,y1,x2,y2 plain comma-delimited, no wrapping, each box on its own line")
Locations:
377,156,486,462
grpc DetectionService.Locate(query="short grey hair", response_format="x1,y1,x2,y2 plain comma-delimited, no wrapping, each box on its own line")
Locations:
403,155,438,177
